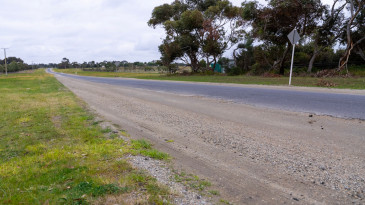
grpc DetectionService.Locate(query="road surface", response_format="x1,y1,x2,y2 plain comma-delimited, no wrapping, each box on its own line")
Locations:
49,69,365,204
47,69,365,120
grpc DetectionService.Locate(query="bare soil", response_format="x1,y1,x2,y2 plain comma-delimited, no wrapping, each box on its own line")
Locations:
55,75,365,204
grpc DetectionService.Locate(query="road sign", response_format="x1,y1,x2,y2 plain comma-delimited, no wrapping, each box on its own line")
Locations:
287,29,300,86
287,29,300,45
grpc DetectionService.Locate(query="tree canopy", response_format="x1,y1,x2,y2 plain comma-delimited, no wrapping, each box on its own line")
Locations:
148,0,365,76
149,0,243,73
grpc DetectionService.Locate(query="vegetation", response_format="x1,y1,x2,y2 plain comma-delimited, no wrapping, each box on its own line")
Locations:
0,57,35,73
0,70,172,204
6,1,364,78
54,58,163,72
148,0,364,75
148,0,243,73
55,68,365,90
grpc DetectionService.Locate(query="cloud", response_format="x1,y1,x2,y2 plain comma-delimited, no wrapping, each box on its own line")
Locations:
0,0,172,63
0,0,330,64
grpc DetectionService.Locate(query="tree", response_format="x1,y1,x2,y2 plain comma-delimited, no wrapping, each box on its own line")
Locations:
149,0,242,73
338,0,365,71
233,36,254,74
8,61,20,72
159,37,183,73
307,0,346,72
71,62,79,68
59,58,70,69
242,0,325,75
201,1,244,70
105,62,117,71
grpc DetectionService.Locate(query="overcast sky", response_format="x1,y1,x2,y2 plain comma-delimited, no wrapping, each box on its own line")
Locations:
0,0,333,64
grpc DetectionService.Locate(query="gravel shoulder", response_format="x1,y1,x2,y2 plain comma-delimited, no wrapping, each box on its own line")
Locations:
54,74,365,204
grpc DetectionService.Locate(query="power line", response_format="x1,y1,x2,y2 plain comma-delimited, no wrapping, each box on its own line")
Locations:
1,48,9,75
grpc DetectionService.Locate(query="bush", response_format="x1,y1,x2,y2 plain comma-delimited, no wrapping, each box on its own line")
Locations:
201,70,215,75
250,63,266,75
226,66,241,75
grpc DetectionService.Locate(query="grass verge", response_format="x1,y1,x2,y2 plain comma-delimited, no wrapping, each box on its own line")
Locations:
0,69,171,204
54,68,365,90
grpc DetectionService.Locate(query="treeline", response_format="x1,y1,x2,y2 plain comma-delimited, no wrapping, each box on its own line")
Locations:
55,58,160,71
54,57,184,72
149,0,364,75
221,42,365,76
0,57,34,73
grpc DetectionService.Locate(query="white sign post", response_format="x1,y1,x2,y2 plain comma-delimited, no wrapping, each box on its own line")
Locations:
287,29,300,86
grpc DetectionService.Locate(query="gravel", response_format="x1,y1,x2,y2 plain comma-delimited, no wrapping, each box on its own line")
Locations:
128,155,211,205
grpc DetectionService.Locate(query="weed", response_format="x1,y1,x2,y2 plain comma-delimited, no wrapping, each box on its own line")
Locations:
209,190,220,196
131,139,152,149
165,139,174,143
219,199,232,204
131,139,170,160
140,150,170,160
101,127,112,133
109,133,119,139
172,171,211,192
190,180,211,191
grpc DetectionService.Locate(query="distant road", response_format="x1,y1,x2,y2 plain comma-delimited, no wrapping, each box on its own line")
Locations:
48,68,365,120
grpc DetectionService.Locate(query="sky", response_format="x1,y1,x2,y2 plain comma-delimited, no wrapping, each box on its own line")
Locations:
0,0,333,64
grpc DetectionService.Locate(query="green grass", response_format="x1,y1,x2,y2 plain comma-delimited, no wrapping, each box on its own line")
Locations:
54,68,365,90
0,69,171,204
131,139,170,160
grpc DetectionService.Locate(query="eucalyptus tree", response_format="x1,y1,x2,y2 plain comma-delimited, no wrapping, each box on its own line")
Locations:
338,0,365,71
59,58,70,69
242,0,325,75
307,0,346,73
233,36,254,73
148,0,243,73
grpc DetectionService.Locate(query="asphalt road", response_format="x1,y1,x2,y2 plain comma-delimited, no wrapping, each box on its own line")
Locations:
48,69,365,120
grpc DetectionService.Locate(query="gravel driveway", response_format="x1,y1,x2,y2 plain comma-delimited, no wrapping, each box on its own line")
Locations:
54,74,365,204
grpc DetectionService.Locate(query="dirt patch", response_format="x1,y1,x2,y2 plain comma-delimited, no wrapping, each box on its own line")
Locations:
51,115,62,129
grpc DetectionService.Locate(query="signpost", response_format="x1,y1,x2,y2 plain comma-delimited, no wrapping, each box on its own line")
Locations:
1,48,9,76
287,29,300,86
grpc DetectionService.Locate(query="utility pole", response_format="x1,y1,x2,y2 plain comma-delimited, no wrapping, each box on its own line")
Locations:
1,48,9,75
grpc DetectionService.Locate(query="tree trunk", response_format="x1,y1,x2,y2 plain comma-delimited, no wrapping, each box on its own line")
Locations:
338,40,353,72
338,0,363,71
273,42,290,75
189,53,199,73
338,36,365,71
212,56,217,72
308,48,320,73
206,56,210,70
